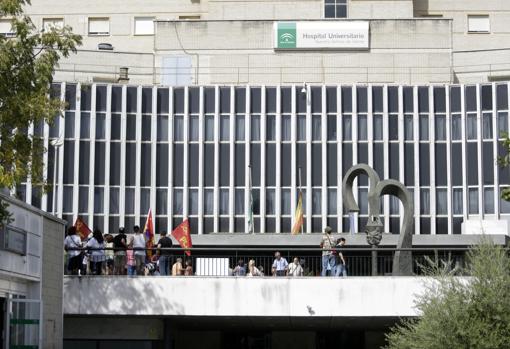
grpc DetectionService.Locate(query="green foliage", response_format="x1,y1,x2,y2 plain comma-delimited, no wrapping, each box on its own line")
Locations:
0,0,81,224
385,240,510,349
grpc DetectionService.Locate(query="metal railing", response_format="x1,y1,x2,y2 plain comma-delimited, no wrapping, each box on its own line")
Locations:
64,246,474,277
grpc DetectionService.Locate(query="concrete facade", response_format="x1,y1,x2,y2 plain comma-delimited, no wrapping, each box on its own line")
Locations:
16,0,509,84
0,194,66,349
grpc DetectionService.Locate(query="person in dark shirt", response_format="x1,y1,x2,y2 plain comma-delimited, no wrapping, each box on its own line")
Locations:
112,227,127,275
157,231,173,276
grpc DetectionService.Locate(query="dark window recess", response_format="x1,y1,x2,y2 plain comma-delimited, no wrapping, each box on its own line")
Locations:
418,86,429,113
390,217,400,235
311,87,322,113
450,86,461,113
357,143,368,185
341,87,352,113
189,218,198,235
125,143,136,186
111,86,123,112
203,218,214,234
126,114,136,141
342,143,353,177
404,144,414,186
373,143,384,178
389,143,399,180
266,88,276,113
174,88,185,114
266,144,276,186
140,144,151,186
142,87,152,113
436,218,448,235
481,85,493,111
235,144,245,186
388,87,399,113
312,218,322,233
326,87,337,113
235,218,245,233
111,114,121,140
453,218,462,235
419,144,430,186
188,87,199,114
389,115,398,140
420,218,431,235
110,143,120,185
204,144,214,186
465,86,477,112
80,85,92,111
188,144,199,187
156,144,168,187
126,86,137,113
281,218,291,233
173,144,184,187
435,144,447,186
467,143,478,186
357,87,368,113
327,144,337,186
204,87,215,114
327,115,337,140
296,143,307,185
220,87,231,114
403,87,413,113
65,84,76,110
219,218,229,233
373,86,383,113
96,85,107,111
312,144,322,186
433,87,446,113
483,142,494,185
251,88,261,114
79,141,90,184
281,144,291,186
220,144,230,186
94,142,105,185
265,218,276,233
250,144,261,186
235,87,246,113
63,141,74,184
157,88,169,114
281,87,292,113
497,84,508,110
142,115,151,141
296,88,307,114
451,143,463,186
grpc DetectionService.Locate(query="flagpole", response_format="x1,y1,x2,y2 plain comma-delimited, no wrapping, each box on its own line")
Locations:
248,164,254,234
299,166,303,234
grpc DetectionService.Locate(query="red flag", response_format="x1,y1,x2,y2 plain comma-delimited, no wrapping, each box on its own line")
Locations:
144,209,155,258
74,217,91,241
171,219,192,256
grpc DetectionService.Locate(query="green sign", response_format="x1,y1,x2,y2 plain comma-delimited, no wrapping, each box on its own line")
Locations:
277,22,296,49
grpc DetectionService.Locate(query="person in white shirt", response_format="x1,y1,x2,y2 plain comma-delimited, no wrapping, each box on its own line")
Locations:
85,229,106,275
132,225,146,275
272,251,289,276
288,257,304,277
64,226,82,275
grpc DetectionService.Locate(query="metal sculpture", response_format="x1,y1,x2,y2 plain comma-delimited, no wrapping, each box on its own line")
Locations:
342,164,414,276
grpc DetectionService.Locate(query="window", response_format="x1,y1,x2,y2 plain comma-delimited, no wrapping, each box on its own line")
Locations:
134,17,154,35
468,15,490,33
88,18,109,36
0,19,14,37
325,0,347,18
43,18,64,31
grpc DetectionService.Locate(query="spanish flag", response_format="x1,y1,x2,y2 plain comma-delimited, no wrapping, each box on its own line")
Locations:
291,192,304,235
172,218,192,256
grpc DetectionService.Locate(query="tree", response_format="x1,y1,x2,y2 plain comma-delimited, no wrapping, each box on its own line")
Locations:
0,0,81,224
385,240,510,349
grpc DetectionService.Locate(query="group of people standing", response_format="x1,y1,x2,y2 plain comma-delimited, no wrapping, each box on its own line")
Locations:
320,226,348,277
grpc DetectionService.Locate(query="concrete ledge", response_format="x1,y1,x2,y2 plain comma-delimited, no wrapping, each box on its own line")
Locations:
64,276,445,318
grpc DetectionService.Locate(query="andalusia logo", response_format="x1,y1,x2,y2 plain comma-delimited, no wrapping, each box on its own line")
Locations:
278,22,296,49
